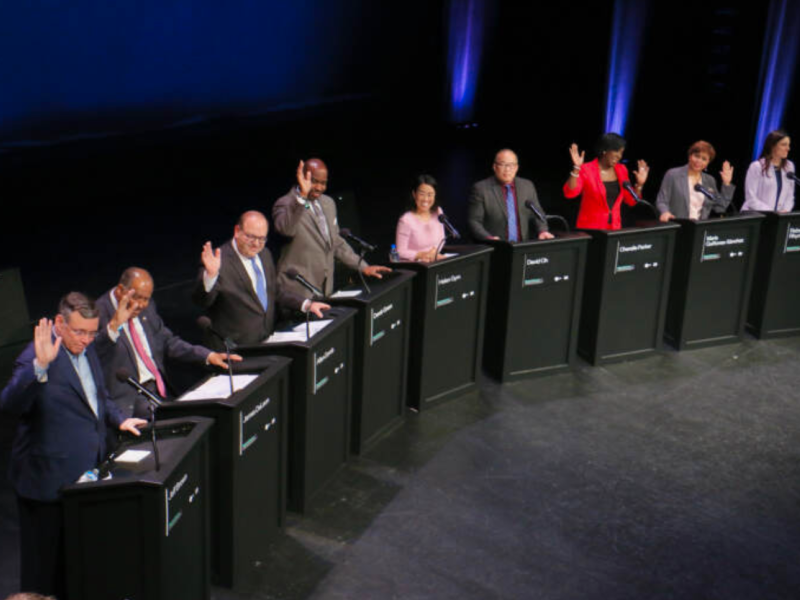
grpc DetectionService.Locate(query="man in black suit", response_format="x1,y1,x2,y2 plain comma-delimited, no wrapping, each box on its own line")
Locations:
1,292,146,597
193,210,329,349
95,267,240,417
467,149,555,242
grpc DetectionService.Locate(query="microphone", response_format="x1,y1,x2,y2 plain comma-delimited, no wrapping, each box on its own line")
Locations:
115,368,163,408
340,228,377,252
438,213,461,239
623,181,643,204
693,183,717,202
787,172,798,185
197,316,237,350
285,267,325,298
525,200,547,223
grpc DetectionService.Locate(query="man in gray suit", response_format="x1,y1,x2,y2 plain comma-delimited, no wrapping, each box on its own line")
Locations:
272,159,391,298
468,149,554,242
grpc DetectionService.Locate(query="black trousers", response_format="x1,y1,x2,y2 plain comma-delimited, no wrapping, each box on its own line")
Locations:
17,495,65,599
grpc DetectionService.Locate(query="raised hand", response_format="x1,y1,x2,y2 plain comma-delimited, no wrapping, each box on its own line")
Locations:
633,159,650,187
110,289,136,331
720,161,734,186
296,160,313,199
201,241,222,278
33,318,61,369
569,144,585,169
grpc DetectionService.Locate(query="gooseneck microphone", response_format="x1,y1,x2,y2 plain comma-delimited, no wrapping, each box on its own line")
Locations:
623,181,659,219
787,172,798,185
197,316,236,395
693,183,717,202
285,267,325,298
115,368,161,471
525,201,570,233
340,228,377,252
438,213,461,239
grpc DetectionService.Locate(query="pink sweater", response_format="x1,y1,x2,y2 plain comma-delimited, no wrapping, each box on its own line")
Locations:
395,209,446,261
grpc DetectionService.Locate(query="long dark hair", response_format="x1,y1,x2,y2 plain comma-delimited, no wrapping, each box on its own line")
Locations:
760,129,790,174
408,174,438,212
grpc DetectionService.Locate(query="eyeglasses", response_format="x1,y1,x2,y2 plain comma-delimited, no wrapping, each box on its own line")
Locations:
494,162,518,169
64,325,100,339
241,232,267,244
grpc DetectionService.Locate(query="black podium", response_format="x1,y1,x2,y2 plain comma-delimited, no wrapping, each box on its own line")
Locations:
62,417,213,600
746,211,800,339
578,223,679,365
665,214,763,349
239,307,355,513
397,245,492,410
483,234,590,381
156,357,290,588
329,270,414,454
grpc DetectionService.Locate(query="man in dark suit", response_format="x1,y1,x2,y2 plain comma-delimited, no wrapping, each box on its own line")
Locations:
467,149,555,242
95,267,241,417
0,292,146,597
272,159,391,298
193,210,329,349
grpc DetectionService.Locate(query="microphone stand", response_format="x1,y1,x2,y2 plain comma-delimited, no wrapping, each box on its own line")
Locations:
147,397,161,472
356,249,372,295
223,338,235,395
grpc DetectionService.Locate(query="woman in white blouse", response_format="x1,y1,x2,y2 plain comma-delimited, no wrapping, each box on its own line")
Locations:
742,130,795,213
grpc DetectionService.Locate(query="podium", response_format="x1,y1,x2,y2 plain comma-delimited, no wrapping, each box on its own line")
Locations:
62,417,213,600
579,223,679,364
328,270,414,453
397,245,492,410
156,358,291,588
665,214,763,349
483,234,590,381
746,211,800,339
239,307,355,512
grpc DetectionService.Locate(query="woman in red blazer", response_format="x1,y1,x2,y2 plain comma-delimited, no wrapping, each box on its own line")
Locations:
563,133,650,230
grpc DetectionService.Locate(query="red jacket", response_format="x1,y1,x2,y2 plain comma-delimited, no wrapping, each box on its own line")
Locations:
563,159,637,230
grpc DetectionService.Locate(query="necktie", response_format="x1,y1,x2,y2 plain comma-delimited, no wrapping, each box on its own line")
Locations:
251,257,268,311
505,184,519,242
71,352,99,417
313,200,331,244
127,321,166,398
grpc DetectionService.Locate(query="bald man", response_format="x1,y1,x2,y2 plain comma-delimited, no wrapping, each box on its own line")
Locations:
468,149,554,242
96,267,240,417
272,159,391,298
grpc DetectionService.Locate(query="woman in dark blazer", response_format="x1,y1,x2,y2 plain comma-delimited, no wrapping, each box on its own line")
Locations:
656,140,735,222
563,132,650,230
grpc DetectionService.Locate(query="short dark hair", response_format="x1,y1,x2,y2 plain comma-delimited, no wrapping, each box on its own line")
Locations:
409,174,438,211
58,292,98,320
595,132,626,156
688,140,716,162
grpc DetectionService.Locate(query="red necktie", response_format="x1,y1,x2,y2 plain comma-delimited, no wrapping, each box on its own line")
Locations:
127,320,166,397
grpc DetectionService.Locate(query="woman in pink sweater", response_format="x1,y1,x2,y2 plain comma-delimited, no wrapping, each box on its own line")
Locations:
395,174,446,262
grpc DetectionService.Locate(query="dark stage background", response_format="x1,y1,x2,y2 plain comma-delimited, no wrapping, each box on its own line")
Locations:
0,0,795,316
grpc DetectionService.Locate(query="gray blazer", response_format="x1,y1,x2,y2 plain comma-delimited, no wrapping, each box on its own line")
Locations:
656,165,735,219
467,176,548,241
272,189,365,298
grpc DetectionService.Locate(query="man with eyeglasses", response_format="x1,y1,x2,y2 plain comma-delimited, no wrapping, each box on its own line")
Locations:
95,267,242,417
1,292,146,597
467,148,554,242
194,210,329,349
272,158,391,298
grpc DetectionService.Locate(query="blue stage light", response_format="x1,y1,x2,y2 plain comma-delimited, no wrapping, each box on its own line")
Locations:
752,0,800,159
604,0,650,135
447,0,485,124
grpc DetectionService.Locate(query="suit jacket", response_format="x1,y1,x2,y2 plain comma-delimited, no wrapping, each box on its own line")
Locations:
273,189,365,297
742,159,796,212
0,342,124,501
467,176,549,241
655,165,734,219
192,239,303,349
562,159,637,230
95,290,210,416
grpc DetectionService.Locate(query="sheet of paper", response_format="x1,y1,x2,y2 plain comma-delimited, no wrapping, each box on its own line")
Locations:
265,319,333,343
116,449,150,463
178,374,259,401
439,253,458,258
330,289,362,298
